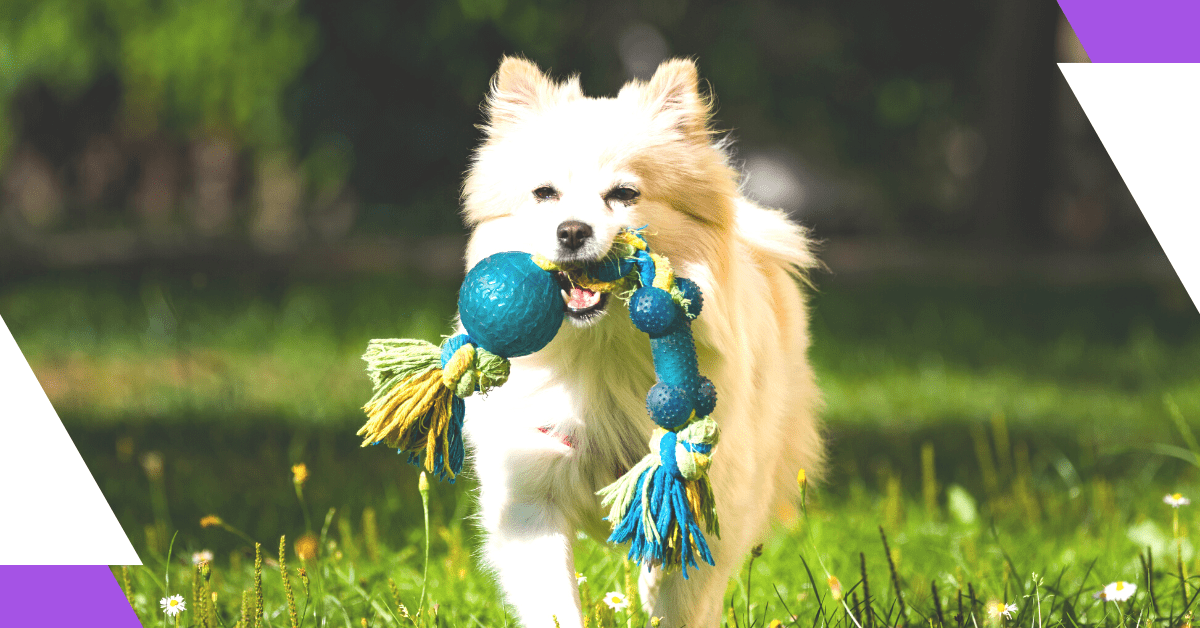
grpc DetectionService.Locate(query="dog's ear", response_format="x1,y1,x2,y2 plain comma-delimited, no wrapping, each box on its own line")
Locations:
641,58,711,139
486,56,581,130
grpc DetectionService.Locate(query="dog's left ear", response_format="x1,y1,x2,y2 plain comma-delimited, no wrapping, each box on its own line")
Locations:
640,58,711,139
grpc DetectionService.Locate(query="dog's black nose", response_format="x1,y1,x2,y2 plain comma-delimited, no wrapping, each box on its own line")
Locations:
557,220,593,251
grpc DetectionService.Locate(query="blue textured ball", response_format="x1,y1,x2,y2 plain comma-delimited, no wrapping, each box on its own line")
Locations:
629,287,676,336
458,252,564,358
646,381,693,429
695,376,717,417
676,277,704,319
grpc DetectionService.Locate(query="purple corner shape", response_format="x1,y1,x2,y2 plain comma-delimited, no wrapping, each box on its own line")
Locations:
0,566,142,627
1058,0,1200,62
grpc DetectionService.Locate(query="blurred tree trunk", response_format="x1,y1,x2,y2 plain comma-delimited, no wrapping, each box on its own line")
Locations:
974,0,1060,245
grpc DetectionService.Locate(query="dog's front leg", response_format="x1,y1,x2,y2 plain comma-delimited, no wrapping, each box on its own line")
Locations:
465,371,592,626
480,491,582,628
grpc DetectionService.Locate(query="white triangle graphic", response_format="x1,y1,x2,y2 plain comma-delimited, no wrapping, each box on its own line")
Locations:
0,314,141,565
1059,63,1200,310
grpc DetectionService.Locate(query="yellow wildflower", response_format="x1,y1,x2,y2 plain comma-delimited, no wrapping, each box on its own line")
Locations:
828,575,843,601
292,463,309,485
296,533,319,561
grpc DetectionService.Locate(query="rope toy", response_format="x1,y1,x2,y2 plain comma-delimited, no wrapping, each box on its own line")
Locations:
358,228,720,576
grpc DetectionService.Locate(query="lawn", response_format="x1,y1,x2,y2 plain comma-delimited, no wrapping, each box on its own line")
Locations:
3,267,1200,627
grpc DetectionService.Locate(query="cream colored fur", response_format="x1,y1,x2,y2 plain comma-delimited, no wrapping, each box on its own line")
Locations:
459,56,823,628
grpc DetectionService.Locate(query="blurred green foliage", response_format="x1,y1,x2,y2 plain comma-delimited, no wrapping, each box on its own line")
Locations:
288,0,998,235
1,0,315,158
4,0,1095,241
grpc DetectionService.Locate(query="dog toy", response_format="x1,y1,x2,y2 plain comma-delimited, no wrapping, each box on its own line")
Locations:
358,228,720,576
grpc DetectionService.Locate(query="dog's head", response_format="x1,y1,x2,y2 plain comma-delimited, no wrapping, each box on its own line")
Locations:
463,56,738,325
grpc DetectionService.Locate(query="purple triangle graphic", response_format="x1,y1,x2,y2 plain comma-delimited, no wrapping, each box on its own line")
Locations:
1058,1,1200,62
0,566,142,626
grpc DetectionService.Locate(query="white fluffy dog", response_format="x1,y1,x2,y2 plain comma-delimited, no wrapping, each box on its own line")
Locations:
459,56,823,628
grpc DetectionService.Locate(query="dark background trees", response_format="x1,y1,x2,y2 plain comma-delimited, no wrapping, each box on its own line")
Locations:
0,0,1153,274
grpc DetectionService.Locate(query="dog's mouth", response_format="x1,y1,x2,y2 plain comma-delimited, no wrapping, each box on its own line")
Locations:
555,271,610,322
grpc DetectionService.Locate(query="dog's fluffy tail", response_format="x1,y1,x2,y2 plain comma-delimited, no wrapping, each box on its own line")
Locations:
734,198,826,525
734,200,822,281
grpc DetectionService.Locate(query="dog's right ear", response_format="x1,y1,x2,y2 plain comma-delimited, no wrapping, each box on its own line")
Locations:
639,58,711,140
485,56,579,131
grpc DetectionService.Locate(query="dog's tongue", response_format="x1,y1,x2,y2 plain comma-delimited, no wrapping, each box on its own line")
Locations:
568,286,600,310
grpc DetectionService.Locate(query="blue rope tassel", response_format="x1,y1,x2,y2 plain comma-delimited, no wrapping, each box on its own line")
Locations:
403,395,465,483
397,334,475,483
602,420,720,578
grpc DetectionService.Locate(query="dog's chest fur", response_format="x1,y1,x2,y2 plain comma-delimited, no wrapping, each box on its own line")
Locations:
462,299,677,535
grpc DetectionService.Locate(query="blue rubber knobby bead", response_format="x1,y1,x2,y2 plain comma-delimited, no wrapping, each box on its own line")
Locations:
458,252,565,358
646,381,693,429
630,287,676,336
676,277,704,319
649,317,700,387
695,376,717,417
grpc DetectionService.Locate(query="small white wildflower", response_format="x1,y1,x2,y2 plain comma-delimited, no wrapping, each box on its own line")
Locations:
1165,493,1191,507
191,550,214,565
160,594,187,617
1094,581,1137,602
987,601,1017,619
603,591,629,611
576,572,587,586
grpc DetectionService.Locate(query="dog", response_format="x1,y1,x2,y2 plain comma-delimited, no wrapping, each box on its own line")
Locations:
459,56,823,628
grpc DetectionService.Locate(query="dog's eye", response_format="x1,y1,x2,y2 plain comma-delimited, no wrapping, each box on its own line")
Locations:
533,186,559,201
606,186,640,203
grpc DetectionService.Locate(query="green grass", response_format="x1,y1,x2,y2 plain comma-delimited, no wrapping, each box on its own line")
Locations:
3,268,1200,626
106,439,1200,628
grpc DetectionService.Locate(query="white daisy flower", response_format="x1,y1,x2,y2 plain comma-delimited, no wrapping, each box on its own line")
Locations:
1094,581,1137,602
160,594,187,616
576,572,587,586
1165,493,1191,507
192,550,214,565
986,601,1017,619
603,591,629,611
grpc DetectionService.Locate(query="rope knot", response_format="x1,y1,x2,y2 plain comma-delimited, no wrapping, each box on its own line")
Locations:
442,343,477,397
648,418,719,482
438,334,509,397
674,418,720,481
